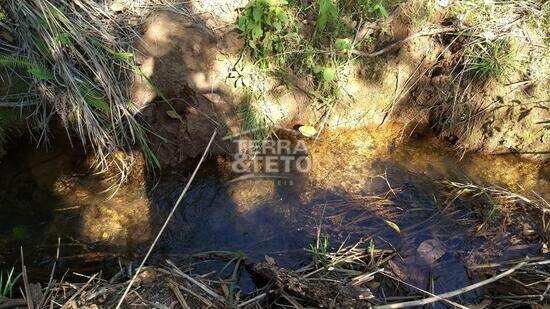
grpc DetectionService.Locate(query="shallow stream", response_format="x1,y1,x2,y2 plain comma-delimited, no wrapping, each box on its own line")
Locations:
0,127,548,298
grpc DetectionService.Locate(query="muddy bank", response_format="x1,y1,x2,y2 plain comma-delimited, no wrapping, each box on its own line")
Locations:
129,5,548,170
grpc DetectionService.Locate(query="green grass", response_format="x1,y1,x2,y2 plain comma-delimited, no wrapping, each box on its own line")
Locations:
306,234,330,268
1,0,160,178
237,0,298,67
191,251,247,305
405,0,436,29
463,38,518,79
449,0,547,81
236,0,395,123
237,99,272,141
0,268,21,298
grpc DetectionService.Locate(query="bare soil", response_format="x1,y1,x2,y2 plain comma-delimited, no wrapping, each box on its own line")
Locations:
130,4,548,169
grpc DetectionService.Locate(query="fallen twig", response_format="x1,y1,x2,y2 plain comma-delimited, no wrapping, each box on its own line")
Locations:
20,247,33,309
237,293,267,308
166,260,227,305
60,274,98,309
168,280,190,309
351,27,459,58
380,271,468,309
115,130,218,308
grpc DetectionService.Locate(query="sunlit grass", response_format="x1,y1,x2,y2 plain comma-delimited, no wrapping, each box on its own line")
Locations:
0,268,21,298
463,38,518,79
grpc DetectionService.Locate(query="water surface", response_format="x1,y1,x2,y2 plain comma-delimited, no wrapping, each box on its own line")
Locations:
0,127,547,296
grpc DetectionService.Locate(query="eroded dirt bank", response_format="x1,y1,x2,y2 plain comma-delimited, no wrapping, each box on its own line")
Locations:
129,5,548,170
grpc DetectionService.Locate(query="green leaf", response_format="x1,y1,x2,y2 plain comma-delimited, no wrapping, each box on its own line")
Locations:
12,226,30,240
253,5,263,22
312,65,323,73
28,67,54,80
79,85,109,112
278,12,290,25
237,16,248,31
251,24,263,40
335,38,352,50
379,5,389,17
57,32,71,47
322,67,335,81
317,0,338,32
114,52,134,61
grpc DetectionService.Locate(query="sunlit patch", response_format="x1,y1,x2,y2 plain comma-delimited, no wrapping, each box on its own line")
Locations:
50,170,151,247
80,193,151,246
143,18,172,52
228,179,275,214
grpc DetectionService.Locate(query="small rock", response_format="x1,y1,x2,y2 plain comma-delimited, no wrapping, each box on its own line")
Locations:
136,269,157,285
348,285,374,300
265,255,276,264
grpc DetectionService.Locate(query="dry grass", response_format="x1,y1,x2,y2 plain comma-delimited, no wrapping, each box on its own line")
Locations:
35,261,252,308
442,180,550,240
4,235,548,308
1,0,163,181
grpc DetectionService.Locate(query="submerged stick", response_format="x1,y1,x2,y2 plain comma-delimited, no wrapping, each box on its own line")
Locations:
375,260,528,308
116,130,218,309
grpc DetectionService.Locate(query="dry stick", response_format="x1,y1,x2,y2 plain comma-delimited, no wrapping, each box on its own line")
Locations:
115,130,218,309
351,27,459,58
166,260,226,304
60,273,98,309
375,261,528,309
39,237,61,308
20,247,33,309
177,284,215,308
237,293,267,308
168,280,191,309
0,299,27,309
380,271,468,309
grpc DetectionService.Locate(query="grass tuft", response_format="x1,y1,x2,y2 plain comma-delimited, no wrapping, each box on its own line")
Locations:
1,0,159,180
0,268,21,298
463,38,518,79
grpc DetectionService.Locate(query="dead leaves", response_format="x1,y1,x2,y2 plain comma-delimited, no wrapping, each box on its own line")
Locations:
384,220,401,233
417,239,446,265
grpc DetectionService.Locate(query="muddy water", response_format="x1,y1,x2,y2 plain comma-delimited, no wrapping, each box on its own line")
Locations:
0,127,547,295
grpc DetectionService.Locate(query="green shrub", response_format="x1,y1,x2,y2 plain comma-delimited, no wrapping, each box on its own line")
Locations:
237,0,296,60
